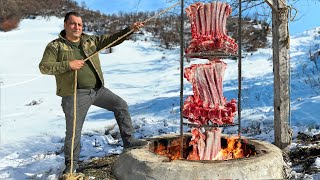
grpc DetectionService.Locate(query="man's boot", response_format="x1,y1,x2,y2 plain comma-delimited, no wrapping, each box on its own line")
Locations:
63,161,78,174
123,136,148,148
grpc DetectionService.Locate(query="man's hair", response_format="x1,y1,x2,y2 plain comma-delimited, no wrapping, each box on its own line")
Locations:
64,12,81,23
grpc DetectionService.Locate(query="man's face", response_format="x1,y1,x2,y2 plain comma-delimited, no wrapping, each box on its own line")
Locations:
64,15,83,42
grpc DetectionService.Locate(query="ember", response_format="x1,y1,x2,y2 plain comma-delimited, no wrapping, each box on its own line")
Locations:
151,135,256,161
153,139,183,160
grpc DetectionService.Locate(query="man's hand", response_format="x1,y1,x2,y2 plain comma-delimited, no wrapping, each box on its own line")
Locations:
131,22,144,32
69,60,84,70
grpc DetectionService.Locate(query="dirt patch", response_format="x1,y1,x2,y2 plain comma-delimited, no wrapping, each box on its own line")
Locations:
286,132,320,177
77,155,119,180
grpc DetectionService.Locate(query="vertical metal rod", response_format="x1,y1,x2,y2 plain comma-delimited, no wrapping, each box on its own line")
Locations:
180,0,184,159
0,82,2,145
237,0,242,137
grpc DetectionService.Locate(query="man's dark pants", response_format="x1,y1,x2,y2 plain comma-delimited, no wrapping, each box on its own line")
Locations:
61,87,134,167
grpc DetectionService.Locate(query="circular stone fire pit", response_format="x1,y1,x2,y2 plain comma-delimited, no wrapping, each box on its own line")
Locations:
113,134,284,180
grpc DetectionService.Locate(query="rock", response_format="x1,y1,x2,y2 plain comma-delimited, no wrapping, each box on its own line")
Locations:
25,99,42,106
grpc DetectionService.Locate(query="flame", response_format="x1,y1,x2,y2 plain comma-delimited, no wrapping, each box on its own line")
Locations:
168,139,181,160
154,139,182,160
215,136,244,160
154,142,167,156
153,136,254,161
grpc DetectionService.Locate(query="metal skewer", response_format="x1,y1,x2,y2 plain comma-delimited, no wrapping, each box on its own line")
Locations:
179,0,184,160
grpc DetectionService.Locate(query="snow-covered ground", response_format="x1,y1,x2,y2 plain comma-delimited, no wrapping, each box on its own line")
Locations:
0,17,319,179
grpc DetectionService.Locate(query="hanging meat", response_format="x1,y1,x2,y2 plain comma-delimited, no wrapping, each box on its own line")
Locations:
182,60,237,125
183,1,238,161
187,128,222,160
183,60,236,160
185,2,238,58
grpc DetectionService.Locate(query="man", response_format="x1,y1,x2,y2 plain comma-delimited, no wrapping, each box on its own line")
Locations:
39,12,147,173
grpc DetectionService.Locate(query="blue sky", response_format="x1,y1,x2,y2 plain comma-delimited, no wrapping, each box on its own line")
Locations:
75,0,320,35
289,0,320,35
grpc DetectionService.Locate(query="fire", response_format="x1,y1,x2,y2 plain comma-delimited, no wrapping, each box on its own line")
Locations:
154,139,182,160
154,142,167,156
215,136,245,160
152,136,255,161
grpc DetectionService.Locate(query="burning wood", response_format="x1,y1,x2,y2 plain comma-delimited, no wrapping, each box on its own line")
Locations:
152,136,255,161
154,139,183,160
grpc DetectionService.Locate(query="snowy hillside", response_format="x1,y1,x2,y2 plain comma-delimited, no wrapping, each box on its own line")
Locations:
0,17,319,179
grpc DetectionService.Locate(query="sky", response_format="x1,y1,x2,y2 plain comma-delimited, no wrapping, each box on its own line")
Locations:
75,0,320,35
289,0,320,35
0,16,319,179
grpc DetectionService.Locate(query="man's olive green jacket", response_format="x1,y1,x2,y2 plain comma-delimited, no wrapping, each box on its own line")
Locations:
39,28,132,96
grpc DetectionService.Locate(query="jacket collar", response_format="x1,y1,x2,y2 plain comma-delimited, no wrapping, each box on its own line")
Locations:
58,30,90,43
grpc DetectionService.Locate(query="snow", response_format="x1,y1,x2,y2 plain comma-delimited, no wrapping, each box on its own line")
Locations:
0,16,319,179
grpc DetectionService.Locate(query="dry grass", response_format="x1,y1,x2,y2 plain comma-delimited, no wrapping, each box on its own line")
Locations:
77,155,119,180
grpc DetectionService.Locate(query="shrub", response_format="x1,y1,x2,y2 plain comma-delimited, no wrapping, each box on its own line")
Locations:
0,16,21,32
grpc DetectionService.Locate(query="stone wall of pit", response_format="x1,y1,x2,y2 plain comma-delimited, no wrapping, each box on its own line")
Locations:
113,136,284,180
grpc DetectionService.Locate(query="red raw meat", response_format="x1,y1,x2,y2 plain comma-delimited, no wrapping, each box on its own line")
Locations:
185,2,238,58
206,128,221,160
188,128,222,160
184,2,238,161
187,128,204,160
182,60,237,125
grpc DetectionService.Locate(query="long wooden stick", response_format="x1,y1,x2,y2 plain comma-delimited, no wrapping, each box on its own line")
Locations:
142,1,181,24
82,29,134,62
83,1,181,63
